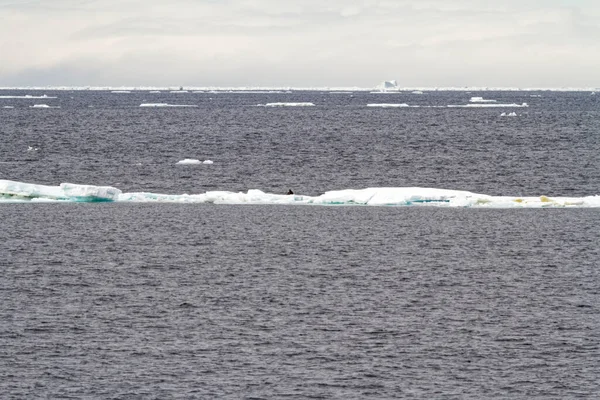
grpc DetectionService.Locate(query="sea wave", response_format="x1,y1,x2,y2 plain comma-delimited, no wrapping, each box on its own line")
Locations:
1,180,598,208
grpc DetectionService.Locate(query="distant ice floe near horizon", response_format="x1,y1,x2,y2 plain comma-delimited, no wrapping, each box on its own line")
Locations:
412,91,424,94
470,97,496,103
367,103,410,108
176,159,213,165
448,102,529,108
0,94,56,99
500,112,518,117
111,90,131,93
1,179,599,208
30,104,60,109
259,102,315,107
140,103,197,108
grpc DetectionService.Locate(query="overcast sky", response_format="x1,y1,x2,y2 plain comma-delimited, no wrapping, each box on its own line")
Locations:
1,0,599,87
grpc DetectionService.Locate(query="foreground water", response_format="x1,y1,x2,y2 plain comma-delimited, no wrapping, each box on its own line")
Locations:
1,90,599,398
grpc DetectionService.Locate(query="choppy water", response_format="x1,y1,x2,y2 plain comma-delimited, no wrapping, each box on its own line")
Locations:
1,90,599,398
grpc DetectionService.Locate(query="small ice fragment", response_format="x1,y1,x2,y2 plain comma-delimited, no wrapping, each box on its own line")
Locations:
203,160,213,164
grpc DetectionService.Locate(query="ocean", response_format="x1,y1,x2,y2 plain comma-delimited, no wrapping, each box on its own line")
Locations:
1,89,599,398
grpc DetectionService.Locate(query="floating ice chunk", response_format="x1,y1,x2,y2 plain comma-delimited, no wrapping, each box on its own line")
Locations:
500,112,518,117
111,90,131,93
203,160,213,164
367,103,410,108
176,159,202,165
448,103,528,108
0,94,57,99
27,146,39,151
0,180,120,202
530,94,542,97
329,91,353,94
30,104,59,108
2,106,14,109
470,96,496,103
260,102,315,107
140,103,197,107
412,91,424,94
170,90,189,93
149,91,161,93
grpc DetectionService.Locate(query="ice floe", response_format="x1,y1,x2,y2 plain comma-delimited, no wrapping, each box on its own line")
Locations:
140,103,197,107
500,112,518,117
470,97,496,103
1,179,598,208
448,103,528,108
176,159,202,165
260,102,315,107
367,103,410,108
0,94,57,99
30,104,60,108
111,90,131,93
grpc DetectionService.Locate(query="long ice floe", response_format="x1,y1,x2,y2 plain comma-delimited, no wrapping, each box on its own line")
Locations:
0,94,57,99
1,179,598,208
448,103,529,108
367,103,410,108
140,103,197,107
260,102,315,107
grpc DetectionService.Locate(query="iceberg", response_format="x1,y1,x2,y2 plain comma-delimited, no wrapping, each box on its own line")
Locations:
500,112,518,117
1,179,599,208
375,80,399,92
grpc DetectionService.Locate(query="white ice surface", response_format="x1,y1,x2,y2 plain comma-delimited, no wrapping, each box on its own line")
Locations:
448,103,528,108
1,179,599,208
0,94,56,99
140,103,197,107
500,112,518,117
111,91,131,93
367,103,410,108
176,159,202,165
470,97,496,103
203,160,214,164
30,104,59,108
260,103,315,107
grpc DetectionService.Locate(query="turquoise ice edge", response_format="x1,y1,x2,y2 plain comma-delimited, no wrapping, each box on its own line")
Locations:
0,179,599,208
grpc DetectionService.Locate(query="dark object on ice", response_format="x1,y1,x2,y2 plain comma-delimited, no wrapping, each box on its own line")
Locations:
287,189,294,195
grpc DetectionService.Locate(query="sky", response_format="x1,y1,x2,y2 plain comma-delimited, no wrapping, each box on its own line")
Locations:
1,0,599,87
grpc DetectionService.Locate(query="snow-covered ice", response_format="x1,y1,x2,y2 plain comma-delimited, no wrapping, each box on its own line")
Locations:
0,94,56,99
367,103,410,108
140,103,197,107
176,159,202,165
448,103,528,108
260,103,315,107
470,97,496,103
1,179,599,208
30,104,60,108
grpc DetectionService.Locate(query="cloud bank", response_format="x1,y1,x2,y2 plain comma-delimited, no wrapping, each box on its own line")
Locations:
1,0,599,87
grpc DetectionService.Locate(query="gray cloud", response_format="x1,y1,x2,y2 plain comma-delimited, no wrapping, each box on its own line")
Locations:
1,0,599,87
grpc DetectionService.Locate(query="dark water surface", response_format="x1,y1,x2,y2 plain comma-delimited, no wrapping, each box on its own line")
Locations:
1,90,600,398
